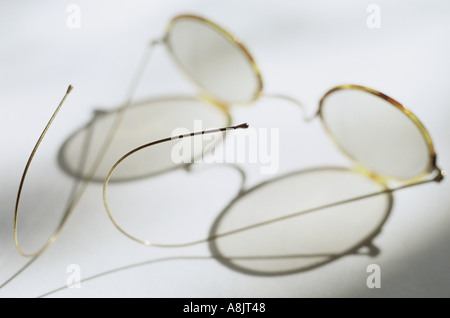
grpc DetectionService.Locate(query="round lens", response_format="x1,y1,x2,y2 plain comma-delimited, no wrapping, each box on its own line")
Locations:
320,86,434,180
166,15,262,104
59,96,230,182
208,168,392,275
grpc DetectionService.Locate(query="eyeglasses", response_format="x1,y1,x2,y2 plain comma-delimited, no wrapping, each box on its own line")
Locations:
15,14,444,264
97,15,444,264
101,85,444,248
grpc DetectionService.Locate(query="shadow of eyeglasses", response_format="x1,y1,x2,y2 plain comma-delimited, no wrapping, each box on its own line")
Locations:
57,95,232,183
35,165,392,297
208,166,390,276
6,89,444,296
35,164,394,298
57,102,433,276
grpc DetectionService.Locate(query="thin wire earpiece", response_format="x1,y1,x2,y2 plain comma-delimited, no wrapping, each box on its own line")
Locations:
14,39,162,258
261,93,317,123
205,167,443,244
14,85,73,257
103,123,249,248
104,154,442,249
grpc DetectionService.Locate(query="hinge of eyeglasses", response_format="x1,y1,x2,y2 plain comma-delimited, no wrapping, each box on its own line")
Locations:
433,166,445,183
353,241,380,257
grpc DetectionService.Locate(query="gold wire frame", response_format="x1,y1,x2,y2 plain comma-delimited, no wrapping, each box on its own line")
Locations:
164,14,264,106
14,86,74,257
102,123,250,248
162,15,440,184
317,84,438,183
14,14,445,256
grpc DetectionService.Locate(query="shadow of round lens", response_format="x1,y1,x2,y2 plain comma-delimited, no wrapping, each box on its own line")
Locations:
58,96,230,183
208,167,393,276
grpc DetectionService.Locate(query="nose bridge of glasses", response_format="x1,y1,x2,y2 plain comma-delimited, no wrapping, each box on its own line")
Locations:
261,93,317,123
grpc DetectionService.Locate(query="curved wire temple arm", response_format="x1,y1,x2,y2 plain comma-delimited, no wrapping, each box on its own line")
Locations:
206,165,445,244
13,37,164,258
14,86,74,257
102,123,250,247
205,165,445,244
104,156,443,249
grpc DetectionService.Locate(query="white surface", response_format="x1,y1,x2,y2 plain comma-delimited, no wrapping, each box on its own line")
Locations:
0,0,449,298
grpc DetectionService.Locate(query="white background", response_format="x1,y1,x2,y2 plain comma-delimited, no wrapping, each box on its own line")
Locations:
0,0,449,297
